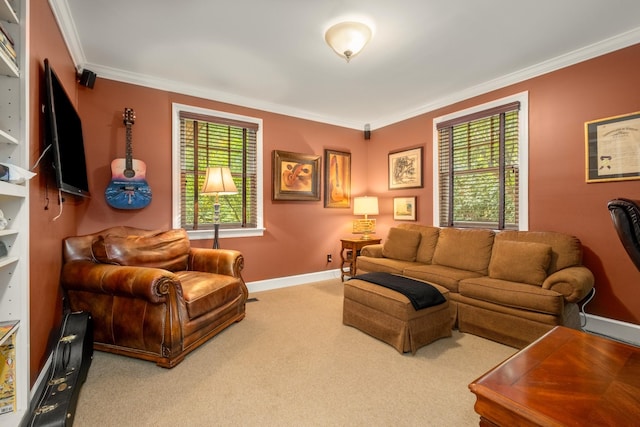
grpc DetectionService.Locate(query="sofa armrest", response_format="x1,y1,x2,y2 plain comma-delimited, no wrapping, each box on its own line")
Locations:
360,244,384,258
542,266,595,303
188,248,244,278
61,260,180,304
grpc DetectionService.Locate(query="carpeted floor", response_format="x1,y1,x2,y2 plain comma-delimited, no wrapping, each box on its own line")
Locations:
72,279,516,426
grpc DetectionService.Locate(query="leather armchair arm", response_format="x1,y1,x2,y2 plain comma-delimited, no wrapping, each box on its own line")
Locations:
542,266,595,303
360,244,384,258
61,260,181,304
188,248,244,278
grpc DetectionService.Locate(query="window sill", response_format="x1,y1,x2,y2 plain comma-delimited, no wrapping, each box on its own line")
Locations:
187,228,265,241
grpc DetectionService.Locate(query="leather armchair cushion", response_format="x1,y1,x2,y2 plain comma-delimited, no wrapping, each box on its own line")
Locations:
91,228,190,272
177,271,244,319
489,240,552,286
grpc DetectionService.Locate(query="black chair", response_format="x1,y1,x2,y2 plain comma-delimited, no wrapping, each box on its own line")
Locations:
607,198,640,271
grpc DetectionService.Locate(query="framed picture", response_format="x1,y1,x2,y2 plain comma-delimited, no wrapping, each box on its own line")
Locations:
324,150,351,208
272,150,321,201
389,146,423,189
393,196,417,221
585,111,640,183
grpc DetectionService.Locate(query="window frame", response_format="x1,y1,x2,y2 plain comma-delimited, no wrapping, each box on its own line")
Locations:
172,103,264,240
432,92,529,230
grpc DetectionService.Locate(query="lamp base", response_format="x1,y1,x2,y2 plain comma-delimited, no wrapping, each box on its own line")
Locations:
213,223,220,249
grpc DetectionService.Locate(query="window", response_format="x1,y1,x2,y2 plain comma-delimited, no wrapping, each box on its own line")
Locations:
172,103,264,240
433,93,528,230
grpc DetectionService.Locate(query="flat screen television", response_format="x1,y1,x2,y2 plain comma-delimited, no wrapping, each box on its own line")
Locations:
43,58,91,198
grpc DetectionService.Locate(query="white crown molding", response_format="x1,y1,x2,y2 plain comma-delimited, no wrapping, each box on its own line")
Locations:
370,26,640,129
49,1,640,130
48,0,86,70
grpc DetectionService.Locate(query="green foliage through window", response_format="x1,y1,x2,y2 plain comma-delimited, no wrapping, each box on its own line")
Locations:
437,103,520,229
179,112,258,230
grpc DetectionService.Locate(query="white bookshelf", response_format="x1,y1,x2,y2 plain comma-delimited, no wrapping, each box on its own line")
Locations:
0,0,29,424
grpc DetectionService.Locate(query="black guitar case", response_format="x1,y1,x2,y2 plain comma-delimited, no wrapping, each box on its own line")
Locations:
24,311,93,427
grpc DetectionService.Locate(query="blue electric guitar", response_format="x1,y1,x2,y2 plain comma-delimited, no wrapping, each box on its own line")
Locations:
104,108,152,209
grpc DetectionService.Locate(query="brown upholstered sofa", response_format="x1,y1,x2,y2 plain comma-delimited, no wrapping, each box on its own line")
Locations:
356,224,595,348
61,226,248,368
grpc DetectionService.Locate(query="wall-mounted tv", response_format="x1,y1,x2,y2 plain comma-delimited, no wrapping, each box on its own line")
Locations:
43,58,91,198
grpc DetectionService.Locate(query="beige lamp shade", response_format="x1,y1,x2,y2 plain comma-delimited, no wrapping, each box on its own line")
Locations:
201,167,238,196
324,21,372,62
353,196,379,218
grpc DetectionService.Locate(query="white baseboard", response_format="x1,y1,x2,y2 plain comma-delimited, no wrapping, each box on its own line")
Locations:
580,313,640,346
247,269,342,293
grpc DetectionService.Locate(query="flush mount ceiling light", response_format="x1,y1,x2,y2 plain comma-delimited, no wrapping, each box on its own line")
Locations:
324,21,372,62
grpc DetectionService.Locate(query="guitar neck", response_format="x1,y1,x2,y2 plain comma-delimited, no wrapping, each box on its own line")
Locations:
125,123,133,170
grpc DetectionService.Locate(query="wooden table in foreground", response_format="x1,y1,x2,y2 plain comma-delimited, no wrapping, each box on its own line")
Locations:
469,326,640,426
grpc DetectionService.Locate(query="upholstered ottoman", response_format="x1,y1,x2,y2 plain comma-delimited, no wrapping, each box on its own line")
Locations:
343,273,452,354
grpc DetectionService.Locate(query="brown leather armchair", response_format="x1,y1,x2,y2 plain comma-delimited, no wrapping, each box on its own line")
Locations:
61,226,248,368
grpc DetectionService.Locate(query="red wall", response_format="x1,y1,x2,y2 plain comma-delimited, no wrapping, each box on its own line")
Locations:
77,86,369,282
369,45,640,326
28,0,86,385
28,1,640,387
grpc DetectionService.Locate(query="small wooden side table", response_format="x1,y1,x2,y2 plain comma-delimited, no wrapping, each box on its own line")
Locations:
340,237,381,281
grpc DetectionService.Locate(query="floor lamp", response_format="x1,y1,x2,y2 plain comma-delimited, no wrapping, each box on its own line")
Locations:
201,167,238,249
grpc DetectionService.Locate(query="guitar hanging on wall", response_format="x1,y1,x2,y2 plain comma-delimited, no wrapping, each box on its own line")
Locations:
104,108,152,209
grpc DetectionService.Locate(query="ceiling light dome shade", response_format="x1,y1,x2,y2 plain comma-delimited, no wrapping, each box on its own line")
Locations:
325,21,372,62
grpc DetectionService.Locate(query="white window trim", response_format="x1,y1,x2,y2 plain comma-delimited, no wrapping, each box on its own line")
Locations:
171,102,265,240
432,91,529,231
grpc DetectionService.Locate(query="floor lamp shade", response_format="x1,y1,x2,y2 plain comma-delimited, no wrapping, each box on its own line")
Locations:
201,167,237,248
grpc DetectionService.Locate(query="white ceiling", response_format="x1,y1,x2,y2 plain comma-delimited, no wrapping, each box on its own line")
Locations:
50,0,640,130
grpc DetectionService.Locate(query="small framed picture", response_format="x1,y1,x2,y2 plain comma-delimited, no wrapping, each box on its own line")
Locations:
272,150,321,201
393,196,416,221
389,147,423,189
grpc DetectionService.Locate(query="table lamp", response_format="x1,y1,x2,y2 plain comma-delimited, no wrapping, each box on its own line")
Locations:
201,167,238,249
353,196,379,240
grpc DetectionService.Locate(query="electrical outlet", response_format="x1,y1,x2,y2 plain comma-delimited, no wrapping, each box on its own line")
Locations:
327,254,332,263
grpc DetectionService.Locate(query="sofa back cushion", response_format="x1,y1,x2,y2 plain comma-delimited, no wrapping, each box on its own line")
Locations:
382,227,422,262
488,240,552,286
398,224,440,264
495,231,582,274
432,228,495,274
91,228,190,272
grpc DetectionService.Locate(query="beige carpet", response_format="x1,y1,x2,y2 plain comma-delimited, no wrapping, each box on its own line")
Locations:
73,279,516,426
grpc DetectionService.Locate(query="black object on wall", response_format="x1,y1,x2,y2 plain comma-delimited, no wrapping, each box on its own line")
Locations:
364,123,371,140
78,69,97,88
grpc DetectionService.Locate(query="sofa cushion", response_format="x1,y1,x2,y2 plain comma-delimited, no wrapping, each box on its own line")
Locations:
432,228,494,274
398,224,440,264
403,264,483,293
356,256,422,276
382,227,422,262
488,240,552,286
459,277,564,316
91,228,190,272
495,231,582,274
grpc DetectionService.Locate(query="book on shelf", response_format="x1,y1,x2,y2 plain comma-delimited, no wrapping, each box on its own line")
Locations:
0,23,14,47
0,322,16,415
0,321,18,346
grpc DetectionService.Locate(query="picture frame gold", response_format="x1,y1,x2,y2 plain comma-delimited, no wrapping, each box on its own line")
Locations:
272,150,321,201
393,196,417,221
585,111,640,183
389,146,423,189
324,149,351,208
